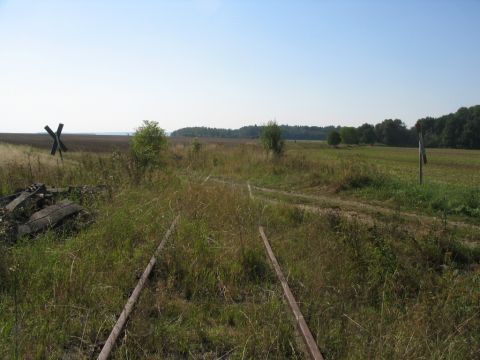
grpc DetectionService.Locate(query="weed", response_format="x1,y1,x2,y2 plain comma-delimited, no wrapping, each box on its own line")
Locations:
241,248,268,283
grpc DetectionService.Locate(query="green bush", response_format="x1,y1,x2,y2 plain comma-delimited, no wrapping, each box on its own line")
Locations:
260,121,284,157
130,120,167,169
340,127,359,144
327,131,341,146
191,138,202,155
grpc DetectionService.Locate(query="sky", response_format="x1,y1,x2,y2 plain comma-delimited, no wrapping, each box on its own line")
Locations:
1,0,479,133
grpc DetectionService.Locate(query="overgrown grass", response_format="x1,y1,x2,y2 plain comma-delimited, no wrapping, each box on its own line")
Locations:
0,181,179,358
177,140,480,223
0,168,303,358
263,205,480,359
0,149,118,196
1,141,479,359
110,182,303,359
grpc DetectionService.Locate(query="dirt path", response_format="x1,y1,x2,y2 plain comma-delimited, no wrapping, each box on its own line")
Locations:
206,176,480,235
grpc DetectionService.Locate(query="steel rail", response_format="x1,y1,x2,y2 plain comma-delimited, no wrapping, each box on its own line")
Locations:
97,215,180,360
259,226,324,360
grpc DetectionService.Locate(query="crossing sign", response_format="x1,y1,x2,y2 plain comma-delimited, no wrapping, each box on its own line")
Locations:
44,123,68,160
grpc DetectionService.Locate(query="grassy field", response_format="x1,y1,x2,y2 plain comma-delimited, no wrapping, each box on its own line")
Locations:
0,137,479,359
182,140,480,225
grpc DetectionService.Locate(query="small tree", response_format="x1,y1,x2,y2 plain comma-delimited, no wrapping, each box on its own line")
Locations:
191,138,202,155
327,131,341,146
260,121,284,157
131,120,167,169
340,127,359,145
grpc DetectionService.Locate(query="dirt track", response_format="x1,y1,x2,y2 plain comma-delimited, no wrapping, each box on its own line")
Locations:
204,176,480,241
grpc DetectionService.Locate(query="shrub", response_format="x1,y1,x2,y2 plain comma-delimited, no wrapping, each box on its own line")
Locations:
332,161,384,192
260,121,284,157
340,127,359,145
191,138,202,155
327,131,341,146
130,120,167,169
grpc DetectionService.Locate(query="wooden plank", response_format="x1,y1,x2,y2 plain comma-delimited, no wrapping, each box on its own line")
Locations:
45,187,70,194
259,226,324,360
201,174,211,185
17,199,83,236
247,181,254,199
45,185,108,195
0,192,21,207
5,184,45,213
97,215,180,360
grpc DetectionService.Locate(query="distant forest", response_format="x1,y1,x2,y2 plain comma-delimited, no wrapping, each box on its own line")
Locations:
171,105,480,149
171,125,340,141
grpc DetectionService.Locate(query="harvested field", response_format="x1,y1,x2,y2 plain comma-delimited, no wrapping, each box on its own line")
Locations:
0,133,132,153
0,133,258,154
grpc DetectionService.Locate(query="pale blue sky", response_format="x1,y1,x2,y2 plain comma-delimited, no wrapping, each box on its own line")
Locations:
1,0,479,133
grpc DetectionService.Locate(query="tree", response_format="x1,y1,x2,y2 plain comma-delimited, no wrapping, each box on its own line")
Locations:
130,120,167,169
260,121,284,156
418,117,443,147
340,127,359,145
171,125,340,141
327,131,341,146
357,123,376,144
375,119,413,146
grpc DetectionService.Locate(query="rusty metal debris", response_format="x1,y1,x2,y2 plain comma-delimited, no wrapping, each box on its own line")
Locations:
0,184,107,242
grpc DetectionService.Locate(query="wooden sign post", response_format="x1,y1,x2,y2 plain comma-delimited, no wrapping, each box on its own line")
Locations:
415,122,427,185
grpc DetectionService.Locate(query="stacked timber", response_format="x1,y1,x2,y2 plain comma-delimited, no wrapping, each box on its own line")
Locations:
0,184,107,242
17,199,84,237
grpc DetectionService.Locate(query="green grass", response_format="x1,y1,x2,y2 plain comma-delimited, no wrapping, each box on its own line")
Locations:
1,141,479,359
110,181,303,359
0,174,304,358
263,205,480,358
180,141,480,223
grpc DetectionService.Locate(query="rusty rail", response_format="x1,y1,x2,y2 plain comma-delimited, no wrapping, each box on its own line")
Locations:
259,226,324,360
97,215,180,360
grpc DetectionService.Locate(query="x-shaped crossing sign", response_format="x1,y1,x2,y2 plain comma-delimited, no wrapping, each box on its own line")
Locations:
44,123,68,159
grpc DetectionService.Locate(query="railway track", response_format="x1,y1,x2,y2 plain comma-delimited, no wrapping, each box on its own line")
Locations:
95,220,325,359
96,174,478,359
96,181,327,359
97,216,180,360
259,226,324,360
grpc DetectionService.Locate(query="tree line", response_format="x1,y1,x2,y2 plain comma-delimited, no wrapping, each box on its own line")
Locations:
329,105,480,148
171,105,480,149
171,125,339,141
